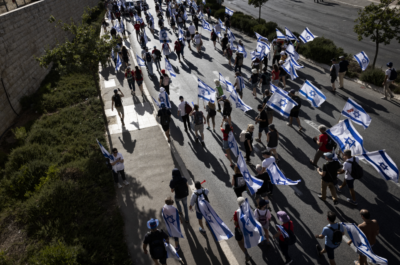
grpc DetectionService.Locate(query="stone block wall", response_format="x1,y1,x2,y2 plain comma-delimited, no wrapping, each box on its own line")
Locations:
0,0,100,135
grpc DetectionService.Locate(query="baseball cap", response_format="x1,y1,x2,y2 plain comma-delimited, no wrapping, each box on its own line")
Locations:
277,211,290,223
261,150,271,156
237,197,245,206
324,152,334,159
147,218,160,229
258,199,269,208
387,62,393,67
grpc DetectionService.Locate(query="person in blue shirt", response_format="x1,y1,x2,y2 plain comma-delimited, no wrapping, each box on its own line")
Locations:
315,211,344,265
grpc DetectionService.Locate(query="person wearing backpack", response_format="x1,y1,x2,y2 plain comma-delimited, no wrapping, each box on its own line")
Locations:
111,88,125,125
157,102,172,143
189,181,209,235
274,211,295,264
159,70,171,95
310,125,335,166
143,47,154,76
382,62,396,100
315,211,344,265
152,46,162,71
254,199,272,246
142,218,169,265
177,96,192,132
189,104,206,147
170,168,190,223
337,149,360,205
317,152,341,205
234,52,244,73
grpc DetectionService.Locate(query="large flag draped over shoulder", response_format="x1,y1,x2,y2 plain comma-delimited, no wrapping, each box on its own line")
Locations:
178,26,184,41
159,90,171,108
164,240,182,261
266,88,298,118
198,197,233,242
276,28,286,40
115,53,122,71
228,131,240,157
362,150,399,183
225,7,234,16
299,80,326,108
326,119,366,155
202,19,212,32
136,55,146,67
342,223,388,264
159,29,172,43
270,83,288,95
267,162,301,185
162,205,183,238
354,51,369,71
341,98,371,129
237,152,264,195
285,27,298,41
283,59,299,80
237,198,265,248
299,27,316,43
238,44,247,58
251,51,262,62
152,96,160,108
198,78,216,103
227,28,236,42
230,90,252,112
165,58,176,78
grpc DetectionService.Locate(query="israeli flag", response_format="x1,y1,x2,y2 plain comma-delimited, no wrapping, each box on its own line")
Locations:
228,131,240,157
230,90,252,112
159,89,171,109
289,55,304,69
178,27,184,41
237,44,247,58
213,26,222,38
135,15,143,24
237,152,263,195
256,41,270,59
164,240,182,261
120,20,125,32
162,205,183,238
159,29,172,43
237,198,266,248
341,98,371,129
219,73,234,93
267,162,301,185
266,88,298,118
354,51,369,71
111,48,115,61
270,82,288,95
96,139,115,172
198,196,233,242
198,10,203,20
152,96,160,108
299,80,326,108
282,59,299,80
299,27,316,43
202,19,212,32
255,32,268,43
183,10,188,21
198,78,216,103
326,119,366,155
108,11,112,21
362,150,399,183
202,0,206,4
276,224,290,238
276,28,287,40
143,29,149,44
136,55,146,67
219,19,226,31
342,223,388,264
237,76,245,91
285,27,298,41
251,51,262,62
286,43,300,62
165,58,176,79
227,28,236,42
115,53,122,71
113,23,121,33
225,7,234,16
230,38,237,52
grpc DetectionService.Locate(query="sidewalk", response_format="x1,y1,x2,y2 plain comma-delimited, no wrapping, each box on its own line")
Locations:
98,21,234,265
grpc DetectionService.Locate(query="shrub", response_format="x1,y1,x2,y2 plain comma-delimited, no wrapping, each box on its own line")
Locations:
264,21,278,35
214,8,225,20
29,241,80,265
240,18,258,32
298,37,347,65
360,68,385,86
253,24,269,37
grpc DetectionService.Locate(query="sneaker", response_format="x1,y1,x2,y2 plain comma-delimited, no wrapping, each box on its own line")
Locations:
333,200,339,205
206,126,211,130
131,90,135,95
123,180,130,186
199,227,206,234
347,198,358,205
284,259,293,264
381,96,387,100
316,244,322,257
117,183,123,189
317,194,325,201
287,123,292,126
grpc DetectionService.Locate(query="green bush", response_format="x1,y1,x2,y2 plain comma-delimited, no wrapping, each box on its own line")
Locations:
264,21,278,35
253,24,269,37
240,18,258,32
29,241,80,265
360,68,385,86
298,37,347,65
214,8,225,20
11,126,27,145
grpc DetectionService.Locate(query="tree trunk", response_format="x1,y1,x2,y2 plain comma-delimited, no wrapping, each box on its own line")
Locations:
372,30,379,69
259,6,261,22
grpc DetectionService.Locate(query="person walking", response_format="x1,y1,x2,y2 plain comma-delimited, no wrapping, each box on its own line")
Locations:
310,125,334,166
112,88,125,125
266,124,279,161
142,218,169,265
206,100,216,131
255,104,268,143
211,29,218,50
221,33,229,55
272,40,281,65
214,79,224,112
157,102,172,143
254,199,272,246
338,56,349,89
226,44,233,67
159,70,171,95
162,197,182,252
273,211,295,264
193,31,202,53
188,22,196,41
185,27,192,50
249,69,260,98
337,149,359,205
347,209,380,265
162,40,171,60
317,152,341,205
243,124,255,164
234,72,244,99
143,47,155,76
262,90,274,124
221,119,234,167
177,96,191,132
174,39,183,63
121,45,130,68
287,90,303,131
110,148,129,188
330,58,339,92
255,164,274,199
315,211,344,265
231,166,246,197
234,51,244,73
278,60,288,88
190,104,206,147
218,96,232,123
193,14,199,31
170,168,190,223
134,21,141,39
261,150,276,173
189,181,209,234
233,197,252,262
134,66,145,96
152,46,162,71
382,62,396,100
271,64,280,86
125,67,136,96
260,68,271,94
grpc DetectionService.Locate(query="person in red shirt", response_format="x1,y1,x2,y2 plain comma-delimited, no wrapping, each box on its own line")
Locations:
233,197,251,262
134,21,141,40
124,67,136,95
274,211,294,264
310,125,333,166
271,64,280,86
220,118,234,167
174,40,182,63
133,66,144,96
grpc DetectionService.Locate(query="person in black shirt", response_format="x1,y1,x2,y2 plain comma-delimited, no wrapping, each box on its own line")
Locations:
338,56,349,89
143,218,169,265
255,164,274,201
330,58,338,91
244,124,255,163
157,102,172,142
231,166,247,197
262,90,274,124
221,34,229,54
170,168,189,223
317,152,341,205
287,90,303,131
193,15,199,31
255,104,269,143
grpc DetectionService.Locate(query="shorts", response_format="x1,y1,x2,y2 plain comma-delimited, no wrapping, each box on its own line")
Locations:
152,256,167,264
267,146,277,151
289,110,299,118
196,211,203,220
251,83,258,89
346,178,355,189
136,80,143,86
262,84,268,93
259,126,268,134
223,109,232,116
186,38,191,43
116,106,124,115
223,140,229,150
331,76,337,84
191,34,195,38
272,80,279,85
194,124,204,133
208,109,216,117
234,227,243,241
161,124,169,132
325,245,338,260
267,110,274,121
236,89,243,98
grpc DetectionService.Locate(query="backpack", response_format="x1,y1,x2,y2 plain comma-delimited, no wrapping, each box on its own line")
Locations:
148,232,166,259
184,102,193,114
154,49,161,60
328,223,343,246
113,94,122,107
389,68,397,81
162,75,170,86
185,30,191,38
194,111,203,125
146,52,152,62
194,188,209,211
174,179,189,198
239,130,247,142
283,222,297,245
257,209,268,226
350,159,363,179
324,133,337,150
160,109,170,126
237,53,243,66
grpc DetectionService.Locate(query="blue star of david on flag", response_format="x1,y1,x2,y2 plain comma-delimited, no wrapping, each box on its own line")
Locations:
379,163,388,170
309,91,316,97
353,110,360,118
280,99,287,107
344,137,356,148
166,214,176,225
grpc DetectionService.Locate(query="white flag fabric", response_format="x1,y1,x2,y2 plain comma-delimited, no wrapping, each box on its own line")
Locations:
326,119,366,155
256,41,269,59
230,90,252,112
289,55,304,69
227,131,240,157
299,80,326,108
282,60,299,80
178,27,184,41
266,89,298,118
165,58,176,79
111,48,115,62
267,162,301,185
227,28,236,42
219,73,234,93
198,10,203,20
251,51,262,62
342,223,388,264
218,19,226,31
213,26,222,38
159,29,172,43
135,15,143,24
238,44,247,58
96,139,115,172
229,38,237,52
202,0,206,4
143,29,149,44
152,96,160,108
202,19,212,32
354,51,369,71
237,152,264,195
183,10,188,20
225,7,234,16
237,198,266,248
276,28,287,40
286,44,300,62
115,53,122,71
237,76,245,91
270,83,288,95
255,32,268,43
341,98,371,129
362,150,399,183
198,197,233,242
285,27,299,41
198,78,216,103
164,240,182,261
120,20,125,32
162,205,183,238
299,27,316,43
159,89,171,108
136,55,146,67
276,224,290,238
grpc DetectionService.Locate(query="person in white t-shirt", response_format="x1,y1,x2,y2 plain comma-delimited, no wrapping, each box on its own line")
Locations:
177,96,191,132
337,149,358,205
254,199,272,245
110,148,129,188
382,62,395,100
261,150,276,173
188,23,196,40
193,31,202,53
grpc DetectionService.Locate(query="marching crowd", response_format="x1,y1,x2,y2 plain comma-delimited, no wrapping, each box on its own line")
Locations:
102,0,394,264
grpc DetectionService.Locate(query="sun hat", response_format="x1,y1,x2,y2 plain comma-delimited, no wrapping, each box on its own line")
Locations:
147,218,160,229
277,211,290,223
237,197,245,206
252,69,258,74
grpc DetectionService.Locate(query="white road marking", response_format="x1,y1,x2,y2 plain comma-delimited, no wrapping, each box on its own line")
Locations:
303,119,321,132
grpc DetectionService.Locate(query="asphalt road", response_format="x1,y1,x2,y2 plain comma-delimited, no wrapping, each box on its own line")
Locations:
124,4,400,264
224,0,400,69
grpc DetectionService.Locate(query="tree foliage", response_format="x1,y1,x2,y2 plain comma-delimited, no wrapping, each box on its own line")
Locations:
248,0,269,21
